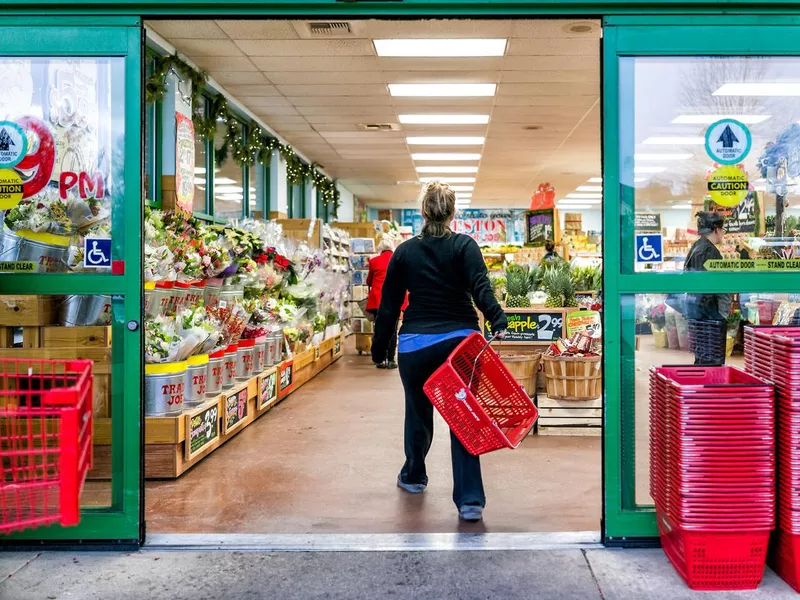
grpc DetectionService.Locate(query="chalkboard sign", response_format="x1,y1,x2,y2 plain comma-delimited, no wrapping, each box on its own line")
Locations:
280,360,294,395
334,336,342,356
185,402,220,461
483,310,566,343
713,191,757,234
224,387,249,434
259,369,278,410
525,209,555,247
635,213,662,232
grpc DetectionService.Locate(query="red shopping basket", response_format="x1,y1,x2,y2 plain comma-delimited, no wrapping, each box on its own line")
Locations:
423,332,538,456
0,359,93,534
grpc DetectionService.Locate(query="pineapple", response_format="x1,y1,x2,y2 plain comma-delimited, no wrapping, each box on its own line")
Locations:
543,268,564,308
505,265,532,308
562,274,579,307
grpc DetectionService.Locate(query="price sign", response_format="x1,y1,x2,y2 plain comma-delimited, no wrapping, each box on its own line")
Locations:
224,387,249,434
334,336,342,356
634,213,662,232
483,310,566,343
280,360,294,395
525,209,555,247
185,403,219,461
259,369,278,410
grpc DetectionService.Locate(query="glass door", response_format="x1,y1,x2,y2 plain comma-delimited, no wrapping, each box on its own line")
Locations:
0,18,142,542
603,17,800,541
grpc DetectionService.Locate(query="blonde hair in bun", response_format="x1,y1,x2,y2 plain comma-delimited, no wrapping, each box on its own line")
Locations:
420,180,456,237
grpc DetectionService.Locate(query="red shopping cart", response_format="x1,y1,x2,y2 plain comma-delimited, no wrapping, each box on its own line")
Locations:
0,359,93,534
423,332,538,456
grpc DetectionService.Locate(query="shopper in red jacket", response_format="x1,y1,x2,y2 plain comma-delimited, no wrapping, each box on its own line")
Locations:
366,238,406,369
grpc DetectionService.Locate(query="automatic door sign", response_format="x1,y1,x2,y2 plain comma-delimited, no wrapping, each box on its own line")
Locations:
0,168,23,209
635,233,663,264
0,121,27,169
707,165,749,208
84,237,112,268
705,119,751,165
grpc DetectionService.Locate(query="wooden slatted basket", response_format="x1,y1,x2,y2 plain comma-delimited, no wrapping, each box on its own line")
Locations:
542,354,602,401
499,352,541,397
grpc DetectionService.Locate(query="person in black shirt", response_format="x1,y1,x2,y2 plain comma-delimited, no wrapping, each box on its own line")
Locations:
684,212,731,365
542,239,559,262
372,181,507,522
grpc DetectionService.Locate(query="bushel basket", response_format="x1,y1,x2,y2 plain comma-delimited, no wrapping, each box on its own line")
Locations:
423,333,538,456
543,354,602,401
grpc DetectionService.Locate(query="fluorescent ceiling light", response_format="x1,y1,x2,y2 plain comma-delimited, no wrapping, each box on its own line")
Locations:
374,39,507,57
714,83,800,96
389,84,496,97
588,177,603,183
400,114,490,125
194,167,206,175
407,136,485,146
450,186,474,192
217,193,244,201
635,153,693,161
634,166,668,174
193,178,205,185
412,153,482,161
671,204,693,210
557,203,593,209
566,193,602,199
215,185,244,194
416,166,479,173
643,137,705,145
576,185,602,192
559,198,601,205
456,201,472,206
672,114,771,125
214,177,238,185
419,176,476,183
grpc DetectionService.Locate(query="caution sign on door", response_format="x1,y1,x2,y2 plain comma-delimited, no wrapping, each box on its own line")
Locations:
707,165,749,207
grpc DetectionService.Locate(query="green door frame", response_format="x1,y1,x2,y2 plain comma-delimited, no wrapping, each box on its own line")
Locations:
602,16,800,543
0,17,143,544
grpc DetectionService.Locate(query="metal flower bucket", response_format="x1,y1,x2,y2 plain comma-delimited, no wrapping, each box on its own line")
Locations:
0,229,68,272
60,295,113,326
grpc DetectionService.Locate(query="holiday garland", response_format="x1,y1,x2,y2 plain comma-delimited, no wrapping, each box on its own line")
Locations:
146,52,341,215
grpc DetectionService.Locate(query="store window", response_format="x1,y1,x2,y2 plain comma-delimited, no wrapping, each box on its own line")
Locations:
0,57,124,274
213,119,245,219
193,97,208,214
622,57,800,274
248,157,259,217
144,57,156,204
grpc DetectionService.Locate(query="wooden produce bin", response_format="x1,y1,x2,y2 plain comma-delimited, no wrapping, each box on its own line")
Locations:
539,354,602,436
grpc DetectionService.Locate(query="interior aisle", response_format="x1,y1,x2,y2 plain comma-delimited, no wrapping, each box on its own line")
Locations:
146,339,601,534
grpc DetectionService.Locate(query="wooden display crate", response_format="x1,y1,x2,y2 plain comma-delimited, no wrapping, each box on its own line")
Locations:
0,295,61,326
537,395,602,435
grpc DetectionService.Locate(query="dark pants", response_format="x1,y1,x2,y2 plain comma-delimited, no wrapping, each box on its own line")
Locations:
397,337,485,508
368,309,397,360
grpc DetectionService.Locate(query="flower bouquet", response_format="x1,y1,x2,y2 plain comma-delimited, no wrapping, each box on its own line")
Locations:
206,299,252,351
648,303,668,348
5,189,74,236
145,315,210,363
178,304,221,354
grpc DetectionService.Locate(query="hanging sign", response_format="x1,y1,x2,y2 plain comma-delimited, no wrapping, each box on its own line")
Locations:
705,119,751,165
175,113,195,215
185,402,219,461
452,216,508,244
529,182,556,210
707,165,749,207
0,121,27,168
634,212,662,232
525,209,555,247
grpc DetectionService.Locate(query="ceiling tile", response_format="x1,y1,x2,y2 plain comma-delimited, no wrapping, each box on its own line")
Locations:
498,83,598,97
503,56,594,71
266,71,384,85
225,84,282,97
289,96,394,107
276,84,387,97
216,19,301,40
146,20,228,40
255,106,302,117
507,38,599,56
212,71,272,86
251,56,378,72
236,96,294,108
235,39,375,57
501,70,598,83
188,56,258,72
170,39,244,57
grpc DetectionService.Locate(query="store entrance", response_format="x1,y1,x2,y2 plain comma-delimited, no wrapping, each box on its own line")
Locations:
141,17,604,538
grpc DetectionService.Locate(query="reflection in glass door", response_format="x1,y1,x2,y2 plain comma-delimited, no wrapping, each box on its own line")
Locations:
603,19,800,542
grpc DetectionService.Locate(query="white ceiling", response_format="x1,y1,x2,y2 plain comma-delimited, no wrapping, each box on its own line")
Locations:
146,18,601,208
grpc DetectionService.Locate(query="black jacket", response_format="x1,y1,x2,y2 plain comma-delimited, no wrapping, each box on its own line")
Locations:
684,236,732,320
371,233,507,362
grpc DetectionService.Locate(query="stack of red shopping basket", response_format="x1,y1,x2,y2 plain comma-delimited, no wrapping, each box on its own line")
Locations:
746,326,800,592
649,365,775,590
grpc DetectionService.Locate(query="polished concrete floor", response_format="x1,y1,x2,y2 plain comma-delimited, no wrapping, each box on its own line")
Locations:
146,342,602,534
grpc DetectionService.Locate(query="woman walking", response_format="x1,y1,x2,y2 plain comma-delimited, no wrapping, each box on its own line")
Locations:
371,181,507,522
366,238,401,369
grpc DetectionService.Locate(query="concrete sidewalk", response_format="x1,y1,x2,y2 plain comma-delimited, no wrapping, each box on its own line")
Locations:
1,548,797,599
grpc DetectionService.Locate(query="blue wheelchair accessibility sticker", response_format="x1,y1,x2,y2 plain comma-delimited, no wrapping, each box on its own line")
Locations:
635,233,663,264
84,237,112,268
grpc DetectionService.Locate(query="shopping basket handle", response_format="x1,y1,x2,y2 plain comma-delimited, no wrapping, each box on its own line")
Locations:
467,333,500,391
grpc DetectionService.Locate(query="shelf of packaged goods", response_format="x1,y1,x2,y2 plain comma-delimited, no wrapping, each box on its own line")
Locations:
88,333,345,481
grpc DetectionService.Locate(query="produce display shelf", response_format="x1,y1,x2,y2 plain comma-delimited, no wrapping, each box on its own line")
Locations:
89,333,345,480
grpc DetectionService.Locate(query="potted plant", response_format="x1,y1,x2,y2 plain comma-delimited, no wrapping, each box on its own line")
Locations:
726,309,743,357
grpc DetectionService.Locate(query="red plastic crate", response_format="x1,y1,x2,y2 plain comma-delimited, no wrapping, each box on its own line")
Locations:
423,333,537,456
0,359,93,534
657,510,770,590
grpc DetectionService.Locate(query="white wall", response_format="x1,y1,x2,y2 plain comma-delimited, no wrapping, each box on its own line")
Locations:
559,209,603,233
336,184,355,222
271,150,287,215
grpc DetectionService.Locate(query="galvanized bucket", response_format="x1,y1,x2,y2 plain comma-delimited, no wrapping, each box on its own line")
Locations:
60,295,112,326
236,339,255,381
145,361,187,416
206,350,225,397
17,234,69,273
186,280,205,309
0,228,20,261
150,282,173,317
184,354,209,407
222,345,238,388
254,335,267,373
